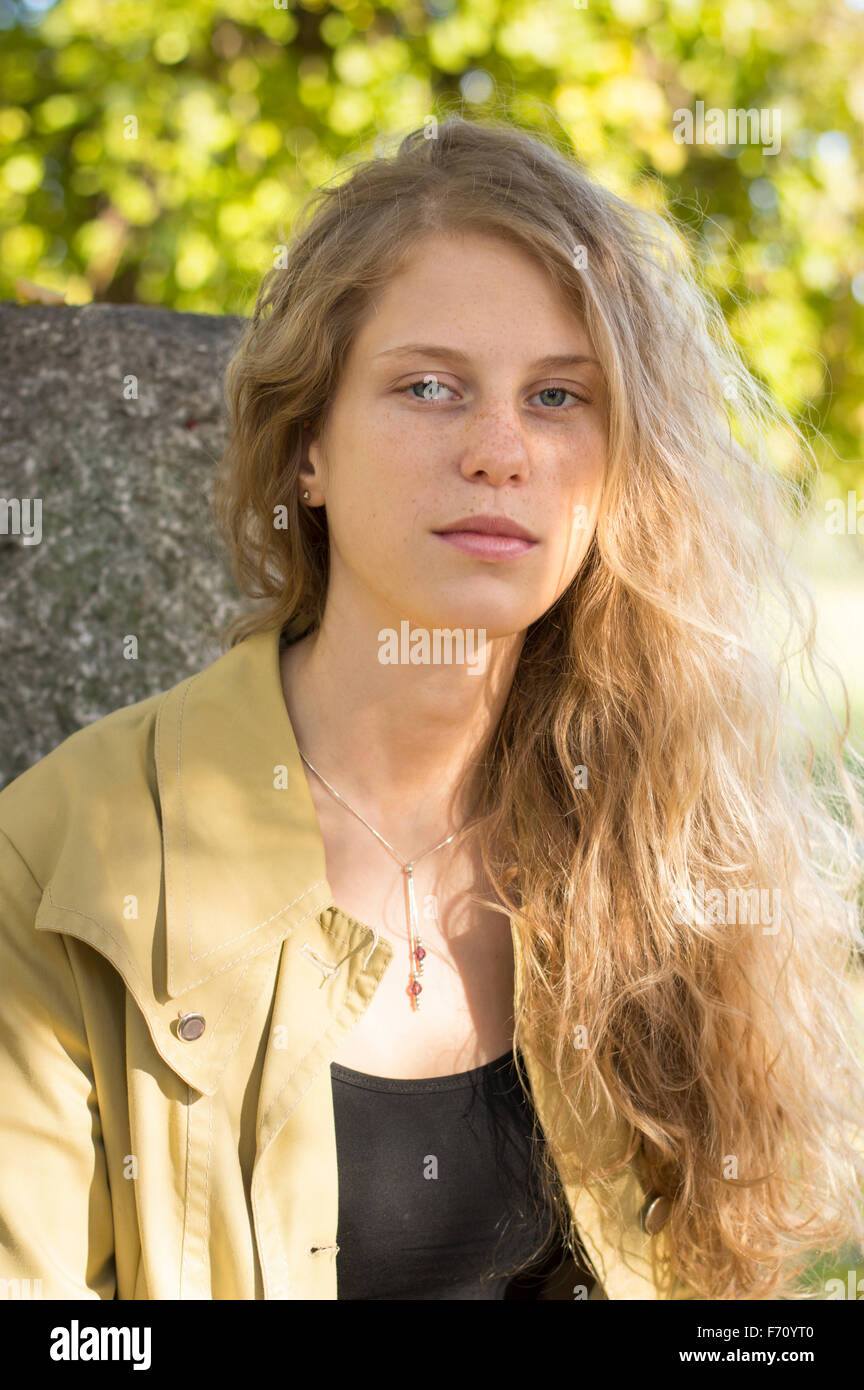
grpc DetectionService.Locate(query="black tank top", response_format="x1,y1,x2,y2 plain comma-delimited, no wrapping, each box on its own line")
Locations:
330,1046,574,1299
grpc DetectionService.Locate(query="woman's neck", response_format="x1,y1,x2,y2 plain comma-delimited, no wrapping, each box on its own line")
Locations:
278,609,524,845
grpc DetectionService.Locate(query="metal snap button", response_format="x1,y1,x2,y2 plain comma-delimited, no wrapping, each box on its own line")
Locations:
641,1192,672,1235
177,1012,206,1041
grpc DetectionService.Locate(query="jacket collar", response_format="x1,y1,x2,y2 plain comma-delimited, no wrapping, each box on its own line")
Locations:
34,623,352,1096
154,623,335,999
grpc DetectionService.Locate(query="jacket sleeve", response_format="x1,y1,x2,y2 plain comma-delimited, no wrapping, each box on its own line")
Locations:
0,828,116,1299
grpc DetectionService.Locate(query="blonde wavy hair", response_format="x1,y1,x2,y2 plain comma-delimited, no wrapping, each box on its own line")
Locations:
212,114,864,1299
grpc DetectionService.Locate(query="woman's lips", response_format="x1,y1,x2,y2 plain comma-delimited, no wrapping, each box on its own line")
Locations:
433,530,538,560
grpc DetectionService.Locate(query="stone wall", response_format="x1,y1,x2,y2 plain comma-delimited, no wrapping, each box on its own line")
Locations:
0,302,252,788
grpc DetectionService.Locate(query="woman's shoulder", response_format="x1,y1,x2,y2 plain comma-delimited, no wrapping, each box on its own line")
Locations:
0,627,283,890
0,646,214,900
1,682,163,824
0,631,266,848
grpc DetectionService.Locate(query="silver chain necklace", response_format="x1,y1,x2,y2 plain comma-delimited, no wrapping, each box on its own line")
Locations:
297,749,462,1011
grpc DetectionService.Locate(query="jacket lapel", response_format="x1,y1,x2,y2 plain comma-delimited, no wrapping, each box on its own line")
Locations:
154,627,335,998
35,626,336,1096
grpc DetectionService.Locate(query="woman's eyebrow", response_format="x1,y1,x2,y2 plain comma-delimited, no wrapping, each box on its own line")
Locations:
373,343,602,371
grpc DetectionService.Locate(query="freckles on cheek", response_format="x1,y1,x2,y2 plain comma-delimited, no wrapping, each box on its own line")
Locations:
368,416,403,469
380,422,422,472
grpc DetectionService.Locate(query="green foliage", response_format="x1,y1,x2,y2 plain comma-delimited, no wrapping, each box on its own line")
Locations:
2,0,863,491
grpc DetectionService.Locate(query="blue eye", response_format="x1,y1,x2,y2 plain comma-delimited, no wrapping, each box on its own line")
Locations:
404,378,457,401
532,387,587,407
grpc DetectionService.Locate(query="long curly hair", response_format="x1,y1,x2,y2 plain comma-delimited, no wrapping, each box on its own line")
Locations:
211,114,864,1299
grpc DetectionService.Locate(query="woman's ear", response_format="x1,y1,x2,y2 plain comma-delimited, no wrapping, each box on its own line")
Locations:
298,415,326,502
297,421,319,501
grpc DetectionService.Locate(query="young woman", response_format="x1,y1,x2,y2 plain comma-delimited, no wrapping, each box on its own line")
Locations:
1,116,862,1302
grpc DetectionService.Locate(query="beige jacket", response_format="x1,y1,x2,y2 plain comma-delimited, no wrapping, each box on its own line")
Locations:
0,625,695,1299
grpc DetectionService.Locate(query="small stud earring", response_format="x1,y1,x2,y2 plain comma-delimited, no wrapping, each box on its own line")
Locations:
302,489,310,500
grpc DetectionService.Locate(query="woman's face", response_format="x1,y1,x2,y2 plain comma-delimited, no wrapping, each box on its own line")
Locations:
303,228,608,641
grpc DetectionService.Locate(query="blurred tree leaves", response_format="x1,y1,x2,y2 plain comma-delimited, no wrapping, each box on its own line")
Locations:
1,0,863,492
